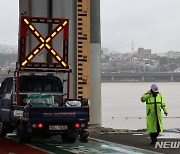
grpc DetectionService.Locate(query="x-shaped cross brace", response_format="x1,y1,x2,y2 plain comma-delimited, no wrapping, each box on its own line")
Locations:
21,18,68,68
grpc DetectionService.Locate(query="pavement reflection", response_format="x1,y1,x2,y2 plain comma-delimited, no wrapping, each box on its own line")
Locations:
3,133,159,154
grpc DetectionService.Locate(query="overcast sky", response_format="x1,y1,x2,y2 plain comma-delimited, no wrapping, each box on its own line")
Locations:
1,0,180,53
101,0,180,53
0,0,18,46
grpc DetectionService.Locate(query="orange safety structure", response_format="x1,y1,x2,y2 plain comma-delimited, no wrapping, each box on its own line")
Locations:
18,16,69,71
16,16,71,104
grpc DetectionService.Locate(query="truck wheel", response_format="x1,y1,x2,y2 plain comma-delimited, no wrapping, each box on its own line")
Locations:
61,133,76,143
68,137,76,143
0,120,7,137
79,130,89,143
26,137,31,143
16,124,24,142
16,123,31,143
61,133,69,142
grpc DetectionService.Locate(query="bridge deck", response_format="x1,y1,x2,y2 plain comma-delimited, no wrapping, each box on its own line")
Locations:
101,72,180,82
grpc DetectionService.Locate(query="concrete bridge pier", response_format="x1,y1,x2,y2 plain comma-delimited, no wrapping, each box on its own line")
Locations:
90,0,101,126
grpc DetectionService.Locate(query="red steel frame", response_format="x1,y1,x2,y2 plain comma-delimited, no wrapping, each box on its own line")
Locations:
18,16,69,69
15,16,71,104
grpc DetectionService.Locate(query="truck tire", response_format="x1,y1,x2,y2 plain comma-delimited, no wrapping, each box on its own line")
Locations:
68,137,76,143
0,120,7,137
61,133,76,143
61,133,69,142
79,130,89,143
16,123,31,143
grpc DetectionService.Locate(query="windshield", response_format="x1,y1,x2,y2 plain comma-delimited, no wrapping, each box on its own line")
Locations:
18,75,64,107
19,75,63,93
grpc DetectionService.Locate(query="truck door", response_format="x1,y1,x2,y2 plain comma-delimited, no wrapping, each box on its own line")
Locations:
0,77,13,121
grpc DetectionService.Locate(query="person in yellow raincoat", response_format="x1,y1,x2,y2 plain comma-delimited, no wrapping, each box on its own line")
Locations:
141,84,168,144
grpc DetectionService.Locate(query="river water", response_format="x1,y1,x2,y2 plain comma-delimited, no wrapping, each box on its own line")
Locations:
101,82,180,130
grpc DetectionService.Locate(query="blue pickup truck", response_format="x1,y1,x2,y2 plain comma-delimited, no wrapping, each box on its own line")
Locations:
0,75,89,143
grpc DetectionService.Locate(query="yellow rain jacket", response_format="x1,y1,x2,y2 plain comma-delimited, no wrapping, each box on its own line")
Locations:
141,92,168,133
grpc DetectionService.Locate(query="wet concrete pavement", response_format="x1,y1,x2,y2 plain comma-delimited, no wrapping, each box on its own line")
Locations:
91,131,180,154
1,133,158,154
0,131,179,153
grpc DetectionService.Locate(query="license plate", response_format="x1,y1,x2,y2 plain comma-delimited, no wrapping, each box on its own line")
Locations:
49,125,67,130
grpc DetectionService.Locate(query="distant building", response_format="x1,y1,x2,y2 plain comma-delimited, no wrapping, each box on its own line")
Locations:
174,68,180,72
101,48,109,54
137,48,151,55
157,52,166,57
167,51,180,59
131,47,158,60
0,44,17,54
101,54,106,60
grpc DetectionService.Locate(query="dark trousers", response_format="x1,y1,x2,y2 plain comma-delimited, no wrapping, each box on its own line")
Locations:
150,120,160,141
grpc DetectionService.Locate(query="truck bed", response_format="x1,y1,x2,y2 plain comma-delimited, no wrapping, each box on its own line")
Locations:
11,105,89,123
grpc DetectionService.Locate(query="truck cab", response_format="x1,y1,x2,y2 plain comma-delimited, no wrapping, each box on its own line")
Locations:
0,75,89,143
